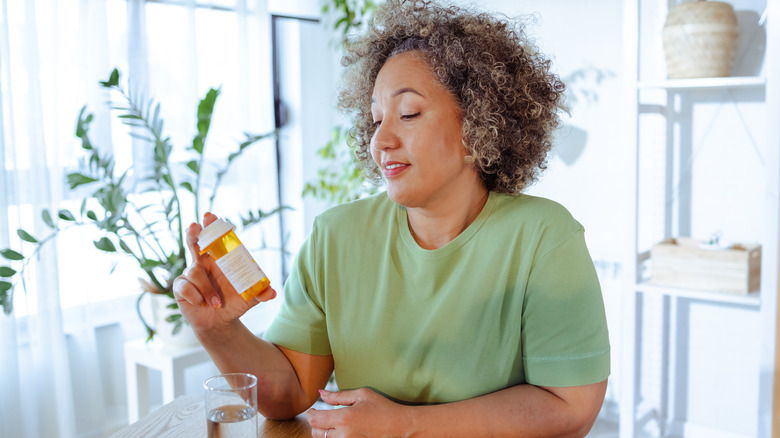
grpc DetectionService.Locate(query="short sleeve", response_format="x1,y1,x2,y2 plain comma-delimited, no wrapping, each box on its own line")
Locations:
263,220,332,355
521,229,610,387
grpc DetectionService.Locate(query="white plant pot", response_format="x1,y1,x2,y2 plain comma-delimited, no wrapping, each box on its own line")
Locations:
150,294,200,348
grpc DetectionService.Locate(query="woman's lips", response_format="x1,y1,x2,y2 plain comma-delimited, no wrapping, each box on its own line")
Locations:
382,162,409,178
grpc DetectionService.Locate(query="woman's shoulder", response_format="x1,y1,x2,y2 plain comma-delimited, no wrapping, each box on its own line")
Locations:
493,192,576,219
490,192,583,235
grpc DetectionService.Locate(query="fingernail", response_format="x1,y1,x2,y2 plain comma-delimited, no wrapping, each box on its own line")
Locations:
318,389,325,396
211,296,221,308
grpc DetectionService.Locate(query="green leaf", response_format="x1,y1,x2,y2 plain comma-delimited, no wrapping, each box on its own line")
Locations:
192,138,204,155
197,88,220,135
66,172,98,189
58,209,76,221
0,249,24,261
171,319,183,335
145,328,155,343
0,281,11,292
0,267,16,277
99,68,120,88
1,291,12,315
93,237,117,252
240,206,291,228
86,210,98,221
119,240,133,254
165,313,182,324
42,209,56,229
129,132,154,143
141,259,164,269
186,160,199,174
166,302,179,310
74,106,94,149
16,229,38,243
180,182,194,194
190,88,220,155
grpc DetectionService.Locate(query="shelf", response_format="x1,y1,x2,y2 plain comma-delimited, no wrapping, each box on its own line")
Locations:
622,1,777,437
636,76,766,90
635,281,761,307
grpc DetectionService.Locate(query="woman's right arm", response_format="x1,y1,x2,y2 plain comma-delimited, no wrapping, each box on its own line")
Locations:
173,212,334,420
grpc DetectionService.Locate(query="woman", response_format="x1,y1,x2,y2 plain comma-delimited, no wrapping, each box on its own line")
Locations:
173,0,610,436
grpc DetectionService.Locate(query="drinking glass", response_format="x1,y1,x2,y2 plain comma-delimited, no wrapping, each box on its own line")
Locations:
204,373,258,438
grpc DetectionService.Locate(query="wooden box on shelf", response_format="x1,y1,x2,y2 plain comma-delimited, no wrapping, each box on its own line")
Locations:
650,237,761,295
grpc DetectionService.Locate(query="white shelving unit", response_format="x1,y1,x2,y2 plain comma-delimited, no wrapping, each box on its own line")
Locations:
620,1,778,437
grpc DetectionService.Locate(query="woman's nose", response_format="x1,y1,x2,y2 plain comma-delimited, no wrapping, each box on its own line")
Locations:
371,120,399,151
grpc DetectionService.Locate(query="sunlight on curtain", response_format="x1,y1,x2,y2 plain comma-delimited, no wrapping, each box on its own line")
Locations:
0,0,277,436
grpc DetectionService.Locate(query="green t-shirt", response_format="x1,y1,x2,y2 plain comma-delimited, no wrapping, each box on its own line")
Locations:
264,191,610,404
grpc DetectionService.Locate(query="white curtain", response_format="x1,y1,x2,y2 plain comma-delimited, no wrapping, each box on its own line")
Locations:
0,0,277,436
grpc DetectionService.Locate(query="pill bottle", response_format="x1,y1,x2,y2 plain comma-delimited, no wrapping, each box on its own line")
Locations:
198,218,270,301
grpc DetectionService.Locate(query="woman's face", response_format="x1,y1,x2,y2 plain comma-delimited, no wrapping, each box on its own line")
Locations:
370,52,481,209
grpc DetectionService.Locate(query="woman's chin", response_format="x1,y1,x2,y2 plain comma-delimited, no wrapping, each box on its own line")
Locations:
385,186,417,208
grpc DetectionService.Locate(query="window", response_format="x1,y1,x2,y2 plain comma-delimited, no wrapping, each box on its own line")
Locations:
1,0,282,319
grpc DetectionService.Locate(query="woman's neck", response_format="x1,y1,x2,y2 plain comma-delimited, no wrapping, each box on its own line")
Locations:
407,187,489,250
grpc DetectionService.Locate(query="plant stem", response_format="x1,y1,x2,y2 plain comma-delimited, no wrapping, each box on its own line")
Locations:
126,202,168,259
115,84,186,261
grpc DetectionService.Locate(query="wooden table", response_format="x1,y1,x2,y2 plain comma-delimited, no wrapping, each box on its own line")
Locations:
110,395,311,437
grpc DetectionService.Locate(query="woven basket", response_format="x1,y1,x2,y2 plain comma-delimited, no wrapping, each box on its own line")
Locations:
662,0,738,79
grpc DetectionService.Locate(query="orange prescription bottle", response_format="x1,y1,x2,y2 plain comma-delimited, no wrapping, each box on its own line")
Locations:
198,218,270,301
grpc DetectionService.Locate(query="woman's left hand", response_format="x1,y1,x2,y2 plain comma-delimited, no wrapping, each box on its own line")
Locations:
307,388,411,437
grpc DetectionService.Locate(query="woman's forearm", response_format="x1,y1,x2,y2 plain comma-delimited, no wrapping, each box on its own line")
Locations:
405,380,607,437
195,321,309,419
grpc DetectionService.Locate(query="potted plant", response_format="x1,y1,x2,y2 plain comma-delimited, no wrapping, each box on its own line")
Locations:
302,125,380,204
304,0,381,205
0,68,284,343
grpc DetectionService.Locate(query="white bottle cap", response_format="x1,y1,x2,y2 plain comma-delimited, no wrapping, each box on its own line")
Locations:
198,218,235,251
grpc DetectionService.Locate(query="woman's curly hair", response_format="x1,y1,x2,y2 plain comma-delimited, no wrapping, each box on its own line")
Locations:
338,0,565,194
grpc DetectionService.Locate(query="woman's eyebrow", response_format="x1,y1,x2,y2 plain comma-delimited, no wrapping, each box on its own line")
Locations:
371,87,425,103
392,87,424,98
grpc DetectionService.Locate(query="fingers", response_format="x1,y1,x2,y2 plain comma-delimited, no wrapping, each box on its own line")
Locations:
306,409,337,435
306,389,376,436
311,428,336,438
318,389,360,407
186,222,205,263
185,212,219,263
173,264,222,308
202,211,218,227
173,264,218,310
253,286,277,304
179,212,276,315
311,427,332,438
172,276,203,307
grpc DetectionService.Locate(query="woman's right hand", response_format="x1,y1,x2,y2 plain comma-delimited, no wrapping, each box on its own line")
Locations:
172,212,277,335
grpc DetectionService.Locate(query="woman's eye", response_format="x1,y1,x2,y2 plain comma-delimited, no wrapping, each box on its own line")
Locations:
372,120,382,128
401,112,421,120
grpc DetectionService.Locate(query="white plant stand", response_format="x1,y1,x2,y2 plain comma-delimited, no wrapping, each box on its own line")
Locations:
124,338,212,423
